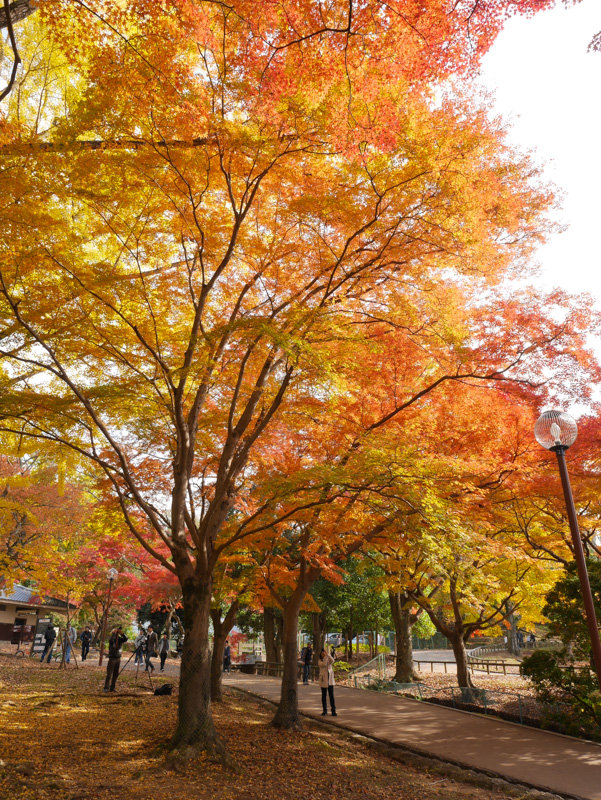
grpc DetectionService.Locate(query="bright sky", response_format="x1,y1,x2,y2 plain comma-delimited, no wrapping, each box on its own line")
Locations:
480,0,601,302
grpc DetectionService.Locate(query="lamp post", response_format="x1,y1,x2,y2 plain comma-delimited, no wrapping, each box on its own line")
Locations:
534,410,601,691
98,567,118,667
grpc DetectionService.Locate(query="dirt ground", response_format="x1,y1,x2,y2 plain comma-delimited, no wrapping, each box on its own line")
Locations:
0,654,536,800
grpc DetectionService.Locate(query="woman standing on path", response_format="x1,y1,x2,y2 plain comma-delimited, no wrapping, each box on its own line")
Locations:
318,649,337,716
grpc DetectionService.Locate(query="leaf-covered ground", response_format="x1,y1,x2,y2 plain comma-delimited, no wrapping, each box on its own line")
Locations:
0,654,525,800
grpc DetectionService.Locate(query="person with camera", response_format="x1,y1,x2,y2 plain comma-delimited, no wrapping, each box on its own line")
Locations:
103,626,128,692
318,648,337,716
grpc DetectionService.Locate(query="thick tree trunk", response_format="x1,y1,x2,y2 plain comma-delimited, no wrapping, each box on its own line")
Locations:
271,599,304,729
450,633,474,694
170,578,226,762
389,591,418,683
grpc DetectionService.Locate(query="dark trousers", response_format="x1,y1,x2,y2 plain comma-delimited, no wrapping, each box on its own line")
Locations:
40,644,54,663
104,657,121,690
81,641,90,661
302,663,311,683
321,685,335,713
160,652,167,670
145,653,154,672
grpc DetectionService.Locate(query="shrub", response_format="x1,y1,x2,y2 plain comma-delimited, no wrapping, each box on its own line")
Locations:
520,561,601,738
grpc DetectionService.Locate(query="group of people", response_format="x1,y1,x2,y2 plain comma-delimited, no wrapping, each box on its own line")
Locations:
40,623,93,664
38,620,172,693
133,626,170,673
299,644,337,716
39,622,339,714
104,626,171,691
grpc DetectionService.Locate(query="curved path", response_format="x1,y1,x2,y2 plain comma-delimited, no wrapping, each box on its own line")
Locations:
224,672,601,800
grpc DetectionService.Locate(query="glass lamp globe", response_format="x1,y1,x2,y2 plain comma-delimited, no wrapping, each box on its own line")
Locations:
107,567,118,581
534,410,578,450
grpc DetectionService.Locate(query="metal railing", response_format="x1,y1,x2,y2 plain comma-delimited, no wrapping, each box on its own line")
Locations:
468,644,506,658
467,656,521,676
348,652,386,679
254,660,319,680
413,659,455,674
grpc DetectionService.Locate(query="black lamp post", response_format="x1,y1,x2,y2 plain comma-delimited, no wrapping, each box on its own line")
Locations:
534,410,601,691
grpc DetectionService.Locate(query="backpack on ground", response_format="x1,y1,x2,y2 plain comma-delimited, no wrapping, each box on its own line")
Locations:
154,683,173,696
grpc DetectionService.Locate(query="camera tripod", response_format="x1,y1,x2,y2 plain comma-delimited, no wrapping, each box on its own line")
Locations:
117,649,155,691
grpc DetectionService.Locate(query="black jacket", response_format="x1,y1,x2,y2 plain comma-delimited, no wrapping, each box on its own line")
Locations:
107,631,128,659
44,627,56,645
146,631,158,656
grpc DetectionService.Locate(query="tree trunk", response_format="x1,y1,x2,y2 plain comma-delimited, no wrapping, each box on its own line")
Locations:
507,603,520,657
449,632,474,694
389,591,418,683
271,599,304,729
170,578,226,762
264,606,283,671
210,601,239,702
311,610,326,662
210,625,227,703
274,610,284,664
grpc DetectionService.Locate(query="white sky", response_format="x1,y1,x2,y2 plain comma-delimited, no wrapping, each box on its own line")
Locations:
479,0,601,301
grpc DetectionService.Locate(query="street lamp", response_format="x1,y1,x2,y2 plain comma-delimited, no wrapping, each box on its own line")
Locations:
534,410,601,690
98,567,119,666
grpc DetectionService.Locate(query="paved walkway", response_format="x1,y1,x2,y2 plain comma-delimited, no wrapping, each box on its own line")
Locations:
224,673,601,800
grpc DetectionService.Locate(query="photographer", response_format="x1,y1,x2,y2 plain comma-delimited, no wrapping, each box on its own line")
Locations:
103,626,128,692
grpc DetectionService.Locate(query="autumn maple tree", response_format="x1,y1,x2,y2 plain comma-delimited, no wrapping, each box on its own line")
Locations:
0,453,87,586
0,0,597,759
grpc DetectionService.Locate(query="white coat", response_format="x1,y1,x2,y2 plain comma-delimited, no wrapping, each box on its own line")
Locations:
318,652,335,688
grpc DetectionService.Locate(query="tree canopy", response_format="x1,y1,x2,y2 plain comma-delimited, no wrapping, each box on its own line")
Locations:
1,0,599,758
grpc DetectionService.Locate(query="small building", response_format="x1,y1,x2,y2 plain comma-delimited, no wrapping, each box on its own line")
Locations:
0,582,73,645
